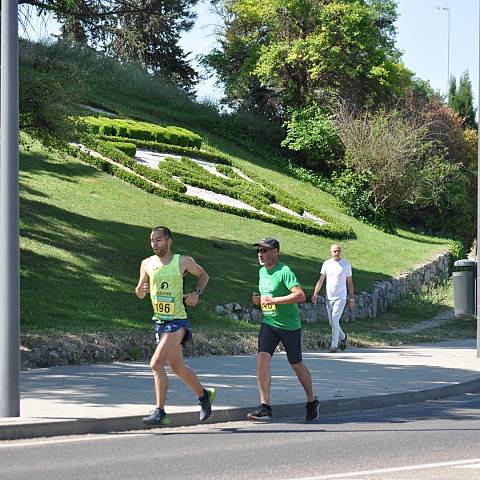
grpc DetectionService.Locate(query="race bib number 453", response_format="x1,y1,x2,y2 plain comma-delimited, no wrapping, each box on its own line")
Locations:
261,303,277,316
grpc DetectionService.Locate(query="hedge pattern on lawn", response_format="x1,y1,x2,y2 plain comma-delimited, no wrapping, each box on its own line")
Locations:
70,144,355,239
77,115,354,239
98,135,233,165
81,136,186,193
82,116,202,149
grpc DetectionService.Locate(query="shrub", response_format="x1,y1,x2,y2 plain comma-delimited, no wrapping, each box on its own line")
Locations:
81,116,202,149
99,136,233,164
282,106,341,173
464,128,478,173
20,39,91,146
105,141,136,158
331,168,393,231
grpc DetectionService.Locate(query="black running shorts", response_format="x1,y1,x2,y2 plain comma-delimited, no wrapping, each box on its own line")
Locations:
258,323,303,365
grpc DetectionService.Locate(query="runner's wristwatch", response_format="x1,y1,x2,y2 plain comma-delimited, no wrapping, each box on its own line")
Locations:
193,288,203,295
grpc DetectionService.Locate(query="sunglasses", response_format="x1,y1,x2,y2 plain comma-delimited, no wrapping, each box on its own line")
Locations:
256,248,273,254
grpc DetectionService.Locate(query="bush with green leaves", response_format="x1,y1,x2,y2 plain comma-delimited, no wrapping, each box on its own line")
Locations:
282,106,341,173
99,135,233,165
82,116,202,148
20,39,91,147
332,102,475,244
105,141,136,158
331,168,394,232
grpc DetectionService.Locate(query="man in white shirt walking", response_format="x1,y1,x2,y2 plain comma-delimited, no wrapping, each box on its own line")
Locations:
311,244,355,353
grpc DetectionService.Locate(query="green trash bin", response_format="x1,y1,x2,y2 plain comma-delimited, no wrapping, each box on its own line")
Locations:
452,259,476,316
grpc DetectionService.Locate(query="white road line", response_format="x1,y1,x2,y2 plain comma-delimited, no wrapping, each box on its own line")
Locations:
292,458,480,480
0,432,146,448
455,463,480,469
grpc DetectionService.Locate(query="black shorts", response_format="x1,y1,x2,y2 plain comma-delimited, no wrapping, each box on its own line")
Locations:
258,323,303,365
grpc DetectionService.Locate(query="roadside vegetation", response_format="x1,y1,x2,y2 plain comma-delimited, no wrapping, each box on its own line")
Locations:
19,0,477,352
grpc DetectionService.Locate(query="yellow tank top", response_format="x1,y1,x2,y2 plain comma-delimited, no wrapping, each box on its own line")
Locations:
149,254,187,322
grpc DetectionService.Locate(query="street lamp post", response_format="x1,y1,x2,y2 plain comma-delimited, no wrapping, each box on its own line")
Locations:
438,5,451,89
477,4,480,359
0,0,20,417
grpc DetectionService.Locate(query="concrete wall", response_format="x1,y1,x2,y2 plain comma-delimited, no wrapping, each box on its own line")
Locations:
214,251,450,324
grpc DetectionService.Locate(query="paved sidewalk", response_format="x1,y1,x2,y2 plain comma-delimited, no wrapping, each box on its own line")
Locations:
1,339,479,440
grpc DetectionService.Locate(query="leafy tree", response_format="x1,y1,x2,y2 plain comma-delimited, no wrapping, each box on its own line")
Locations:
19,0,199,93
448,71,477,129
203,0,412,116
107,0,199,93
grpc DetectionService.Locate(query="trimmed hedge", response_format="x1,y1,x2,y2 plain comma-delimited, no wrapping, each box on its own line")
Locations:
98,135,233,165
105,141,136,158
82,116,202,149
159,157,273,206
70,145,355,240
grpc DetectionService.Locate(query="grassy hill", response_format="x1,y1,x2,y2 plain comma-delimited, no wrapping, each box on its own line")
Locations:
19,42,453,336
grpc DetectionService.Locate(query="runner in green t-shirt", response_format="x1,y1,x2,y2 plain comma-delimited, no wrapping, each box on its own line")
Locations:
247,237,319,422
135,226,215,426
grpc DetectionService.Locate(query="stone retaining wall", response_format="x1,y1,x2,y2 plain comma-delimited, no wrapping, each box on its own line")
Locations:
214,251,450,324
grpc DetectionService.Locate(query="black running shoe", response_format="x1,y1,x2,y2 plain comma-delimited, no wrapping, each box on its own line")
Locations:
247,404,272,421
305,398,320,422
329,346,339,353
339,333,348,351
199,387,216,421
142,407,171,426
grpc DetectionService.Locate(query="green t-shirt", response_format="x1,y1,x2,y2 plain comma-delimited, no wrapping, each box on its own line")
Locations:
258,262,301,330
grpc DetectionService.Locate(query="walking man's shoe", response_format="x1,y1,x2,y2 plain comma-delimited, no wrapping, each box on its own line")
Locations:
247,404,273,421
339,332,348,351
199,387,216,421
143,408,171,426
329,346,339,353
305,397,320,422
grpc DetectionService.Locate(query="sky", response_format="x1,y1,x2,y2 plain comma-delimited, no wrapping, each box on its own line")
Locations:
23,0,480,103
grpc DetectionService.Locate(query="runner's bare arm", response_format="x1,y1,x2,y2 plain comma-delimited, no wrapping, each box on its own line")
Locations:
261,285,306,306
135,260,150,299
181,256,209,307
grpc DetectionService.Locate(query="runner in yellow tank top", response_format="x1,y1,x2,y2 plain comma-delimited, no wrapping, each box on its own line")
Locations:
135,226,216,426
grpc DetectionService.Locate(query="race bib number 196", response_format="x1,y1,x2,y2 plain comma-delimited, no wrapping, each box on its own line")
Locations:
153,295,175,320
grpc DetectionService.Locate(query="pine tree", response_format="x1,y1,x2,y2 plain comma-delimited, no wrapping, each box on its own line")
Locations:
457,71,477,129
448,71,477,129
447,75,458,112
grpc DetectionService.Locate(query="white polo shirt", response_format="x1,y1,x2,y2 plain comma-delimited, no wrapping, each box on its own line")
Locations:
320,258,352,300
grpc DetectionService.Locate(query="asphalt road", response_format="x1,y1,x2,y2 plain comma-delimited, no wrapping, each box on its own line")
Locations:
1,393,479,480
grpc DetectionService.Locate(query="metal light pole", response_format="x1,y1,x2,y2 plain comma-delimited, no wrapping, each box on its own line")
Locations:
477,3,480,359
438,5,451,90
0,0,20,417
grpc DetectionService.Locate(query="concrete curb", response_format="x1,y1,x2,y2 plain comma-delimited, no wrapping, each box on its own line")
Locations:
2,376,480,441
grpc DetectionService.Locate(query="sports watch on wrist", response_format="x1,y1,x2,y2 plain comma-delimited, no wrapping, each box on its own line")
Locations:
193,288,203,295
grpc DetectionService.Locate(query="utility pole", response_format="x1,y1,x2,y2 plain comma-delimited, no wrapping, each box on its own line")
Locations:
0,0,20,417
477,3,480,358
438,5,451,90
